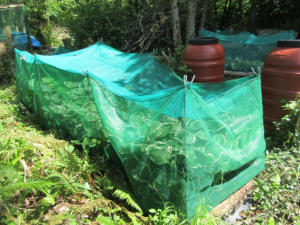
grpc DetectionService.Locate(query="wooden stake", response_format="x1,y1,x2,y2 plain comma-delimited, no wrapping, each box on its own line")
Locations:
4,26,12,48
296,103,300,132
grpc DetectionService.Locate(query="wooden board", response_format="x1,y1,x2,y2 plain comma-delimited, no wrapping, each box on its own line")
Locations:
224,70,254,77
0,4,24,9
210,180,255,217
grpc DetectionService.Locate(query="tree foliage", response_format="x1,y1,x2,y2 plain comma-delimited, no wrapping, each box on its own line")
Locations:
1,0,299,51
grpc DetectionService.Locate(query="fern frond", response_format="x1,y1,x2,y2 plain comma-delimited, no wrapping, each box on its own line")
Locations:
46,173,92,197
71,198,147,223
56,148,82,172
46,173,78,194
0,165,20,182
112,189,143,213
0,180,54,197
65,150,84,171
71,198,111,215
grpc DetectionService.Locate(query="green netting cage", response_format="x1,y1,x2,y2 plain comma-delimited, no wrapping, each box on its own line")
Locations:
15,42,266,219
48,46,74,55
200,29,294,72
0,4,30,82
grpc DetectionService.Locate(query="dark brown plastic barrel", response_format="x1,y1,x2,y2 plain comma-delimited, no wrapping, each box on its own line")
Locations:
262,40,300,129
182,37,225,83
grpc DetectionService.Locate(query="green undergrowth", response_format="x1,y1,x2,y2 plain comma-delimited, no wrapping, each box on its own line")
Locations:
0,83,148,224
230,99,300,225
0,82,299,225
0,83,222,224
232,147,300,225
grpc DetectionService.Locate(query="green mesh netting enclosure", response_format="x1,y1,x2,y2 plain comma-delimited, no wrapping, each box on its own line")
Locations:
48,46,73,55
15,42,265,218
200,29,294,72
0,4,30,81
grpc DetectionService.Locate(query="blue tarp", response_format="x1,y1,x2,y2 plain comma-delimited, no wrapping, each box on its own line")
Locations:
12,32,41,49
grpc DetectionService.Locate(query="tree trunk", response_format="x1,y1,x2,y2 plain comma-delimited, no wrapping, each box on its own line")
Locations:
171,0,182,48
236,0,243,26
220,0,228,28
225,0,233,25
185,0,198,44
248,0,259,33
115,0,122,6
214,0,218,30
199,0,209,32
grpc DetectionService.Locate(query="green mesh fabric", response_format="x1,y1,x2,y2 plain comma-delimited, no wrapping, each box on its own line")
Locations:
200,29,294,72
48,46,73,55
15,42,265,219
0,5,30,49
0,4,30,81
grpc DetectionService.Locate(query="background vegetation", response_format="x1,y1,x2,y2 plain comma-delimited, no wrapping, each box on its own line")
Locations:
0,0,299,224
1,0,300,51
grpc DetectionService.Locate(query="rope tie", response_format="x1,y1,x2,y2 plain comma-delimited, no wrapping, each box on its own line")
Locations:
183,74,196,86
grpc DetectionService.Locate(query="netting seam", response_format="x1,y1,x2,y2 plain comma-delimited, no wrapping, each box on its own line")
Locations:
205,75,259,104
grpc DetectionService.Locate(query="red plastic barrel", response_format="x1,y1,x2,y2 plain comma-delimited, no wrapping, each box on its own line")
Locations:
262,40,300,129
182,37,225,83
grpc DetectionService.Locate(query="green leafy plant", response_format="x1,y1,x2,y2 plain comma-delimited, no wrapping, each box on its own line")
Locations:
40,22,64,48
249,148,299,224
266,98,300,149
191,204,224,225
156,46,193,77
148,205,186,225
112,188,143,214
243,99,300,224
226,56,264,72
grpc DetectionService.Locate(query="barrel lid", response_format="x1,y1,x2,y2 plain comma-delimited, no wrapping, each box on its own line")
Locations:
277,40,300,48
189,37,218,45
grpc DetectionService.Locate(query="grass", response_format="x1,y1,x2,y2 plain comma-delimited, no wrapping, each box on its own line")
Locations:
0,82,299,224
0,83,148,224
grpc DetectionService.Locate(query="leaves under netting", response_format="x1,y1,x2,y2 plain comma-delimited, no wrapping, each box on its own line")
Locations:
15,42,266,219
